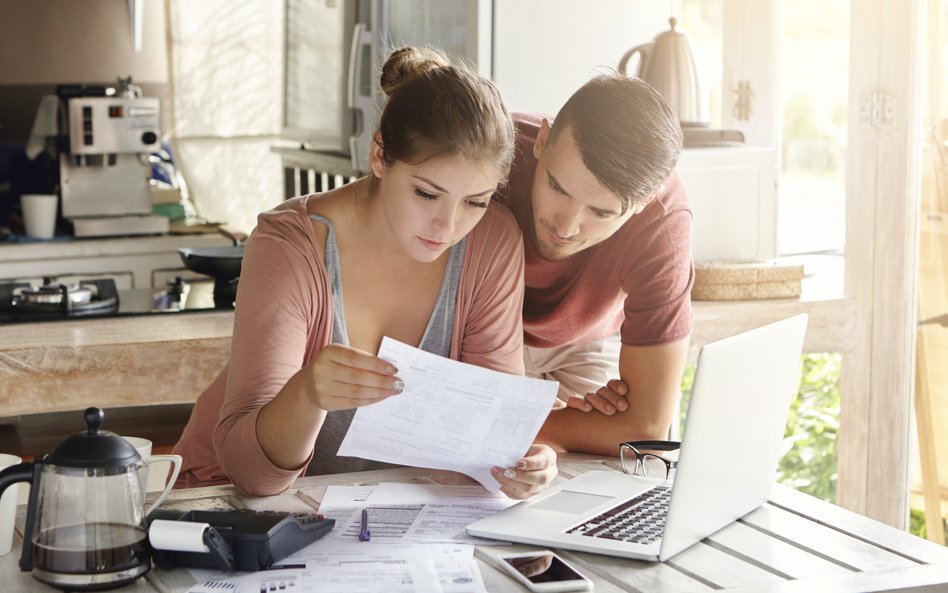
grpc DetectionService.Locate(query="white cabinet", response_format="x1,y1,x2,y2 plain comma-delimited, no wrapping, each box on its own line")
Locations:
0,234,232,289
677,146,778,262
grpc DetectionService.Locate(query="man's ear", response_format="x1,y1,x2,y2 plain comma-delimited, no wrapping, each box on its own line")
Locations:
533,118,552,160
369,132,386,179
631,184,666,215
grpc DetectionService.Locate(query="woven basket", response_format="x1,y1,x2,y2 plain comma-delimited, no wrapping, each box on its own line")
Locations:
693,260,804,301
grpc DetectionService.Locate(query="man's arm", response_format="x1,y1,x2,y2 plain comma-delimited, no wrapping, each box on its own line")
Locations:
536,337,689,456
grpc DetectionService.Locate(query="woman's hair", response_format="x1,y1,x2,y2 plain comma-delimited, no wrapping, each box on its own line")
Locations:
370,46,515,185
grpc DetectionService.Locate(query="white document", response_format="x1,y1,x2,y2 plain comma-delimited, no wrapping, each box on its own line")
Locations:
366,483,515,543
287,543,485,593
299,485,374,537
297,483,514,544
290,544,443,593
188,545,449,593
338,337,558,491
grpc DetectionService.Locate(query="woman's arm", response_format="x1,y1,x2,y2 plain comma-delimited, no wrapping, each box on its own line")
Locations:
213,221,403,496
211,229,329,495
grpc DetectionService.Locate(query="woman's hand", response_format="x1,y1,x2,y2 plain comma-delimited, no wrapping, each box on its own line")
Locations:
305,344,404,411
564,379,630,416
492,444,558,499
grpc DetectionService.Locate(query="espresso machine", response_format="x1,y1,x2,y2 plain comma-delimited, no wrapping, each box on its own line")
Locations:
57,78,169,237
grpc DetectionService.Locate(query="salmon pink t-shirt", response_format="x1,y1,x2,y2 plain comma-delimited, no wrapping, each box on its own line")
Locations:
499,113,694,349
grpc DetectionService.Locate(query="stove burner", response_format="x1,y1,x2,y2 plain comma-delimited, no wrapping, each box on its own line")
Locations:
19,283,94,306
0,278,120,318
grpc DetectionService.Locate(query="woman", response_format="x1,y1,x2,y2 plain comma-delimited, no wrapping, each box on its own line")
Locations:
173,47,557,499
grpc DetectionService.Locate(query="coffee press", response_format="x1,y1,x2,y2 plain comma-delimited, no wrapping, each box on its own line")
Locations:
0,407,173,591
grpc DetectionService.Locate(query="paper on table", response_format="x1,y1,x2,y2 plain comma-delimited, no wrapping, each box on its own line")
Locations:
188,544,458,593
297,483,514,544
302,485,374,538
365,482,514,505
338,337,558,491
291,544,443,593
284,543,483,593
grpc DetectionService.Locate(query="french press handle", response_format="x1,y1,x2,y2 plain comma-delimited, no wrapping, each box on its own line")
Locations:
0,461,43,572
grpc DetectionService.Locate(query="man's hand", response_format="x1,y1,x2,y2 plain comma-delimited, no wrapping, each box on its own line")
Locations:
537,339,689,456
564,379,630,415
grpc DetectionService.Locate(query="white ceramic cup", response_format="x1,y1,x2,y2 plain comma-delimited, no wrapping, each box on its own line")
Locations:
0,453,22,557
20,194,58,239
121,436,182,514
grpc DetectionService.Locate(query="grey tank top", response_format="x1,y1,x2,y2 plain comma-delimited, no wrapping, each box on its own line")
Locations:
306,214,466,475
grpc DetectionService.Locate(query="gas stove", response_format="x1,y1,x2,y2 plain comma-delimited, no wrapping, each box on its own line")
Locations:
0,277,218,323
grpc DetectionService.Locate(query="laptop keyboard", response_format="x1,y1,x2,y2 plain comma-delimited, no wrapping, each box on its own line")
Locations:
565,485,671,545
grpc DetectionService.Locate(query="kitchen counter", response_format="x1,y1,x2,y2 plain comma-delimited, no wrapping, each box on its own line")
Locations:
0,299,855,420
0,310,234,418
0,255,854,419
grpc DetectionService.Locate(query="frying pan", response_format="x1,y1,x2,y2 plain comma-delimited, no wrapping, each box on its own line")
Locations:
177,246,245,280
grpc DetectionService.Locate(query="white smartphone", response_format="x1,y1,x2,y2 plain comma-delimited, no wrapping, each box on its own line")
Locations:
497,551,593,592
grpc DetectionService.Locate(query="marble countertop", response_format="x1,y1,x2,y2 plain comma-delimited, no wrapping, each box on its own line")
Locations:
0,309,235,350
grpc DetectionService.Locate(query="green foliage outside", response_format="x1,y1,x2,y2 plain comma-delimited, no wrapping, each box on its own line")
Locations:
679,354,841,504
776,354,841,502
910,508,948,542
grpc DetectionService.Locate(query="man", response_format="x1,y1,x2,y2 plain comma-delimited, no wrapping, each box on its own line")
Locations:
498,74,693,456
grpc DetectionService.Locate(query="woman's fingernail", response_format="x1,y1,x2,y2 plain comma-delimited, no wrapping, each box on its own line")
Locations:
387,365,398,374
393,380,405,392
492,466,502,475
516,459,527,469
606,405,615,414
504,468,517,480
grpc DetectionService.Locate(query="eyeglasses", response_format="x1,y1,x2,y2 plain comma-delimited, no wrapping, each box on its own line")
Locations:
619,440,680,479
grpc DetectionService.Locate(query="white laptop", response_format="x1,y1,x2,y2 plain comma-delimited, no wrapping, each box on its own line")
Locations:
466,314,808,561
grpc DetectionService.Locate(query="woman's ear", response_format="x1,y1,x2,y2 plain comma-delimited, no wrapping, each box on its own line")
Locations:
369,132,386,179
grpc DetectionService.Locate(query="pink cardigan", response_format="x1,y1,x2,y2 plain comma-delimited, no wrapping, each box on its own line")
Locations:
173,194,526,494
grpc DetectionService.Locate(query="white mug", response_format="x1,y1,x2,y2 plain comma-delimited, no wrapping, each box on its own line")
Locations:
20,194,57,239
122,436,182,515
0,453,22,557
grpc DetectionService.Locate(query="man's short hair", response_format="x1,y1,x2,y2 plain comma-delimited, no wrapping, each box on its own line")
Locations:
551,74,683,212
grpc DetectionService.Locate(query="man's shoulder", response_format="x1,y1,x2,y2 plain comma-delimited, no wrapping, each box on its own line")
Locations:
471,203,522,247
655,170,691,212
512,112,549,131
511,112,550,147
620,170,692,232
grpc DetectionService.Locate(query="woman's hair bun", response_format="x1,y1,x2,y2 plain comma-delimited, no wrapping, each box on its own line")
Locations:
380,46,451,97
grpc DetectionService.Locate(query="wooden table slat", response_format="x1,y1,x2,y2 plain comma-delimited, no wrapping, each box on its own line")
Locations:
722,563,948,593
769,485,948,565
558,549,715,593
666,541,787,589
741,503,920,572
705,520,854,580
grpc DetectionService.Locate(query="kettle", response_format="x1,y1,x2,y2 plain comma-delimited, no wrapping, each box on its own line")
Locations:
618,17,710,127
0,407,176,591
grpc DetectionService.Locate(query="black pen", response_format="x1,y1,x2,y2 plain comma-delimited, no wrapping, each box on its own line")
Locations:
359,508,371,541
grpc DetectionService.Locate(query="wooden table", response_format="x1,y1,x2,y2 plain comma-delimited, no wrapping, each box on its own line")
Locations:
4,454,948,592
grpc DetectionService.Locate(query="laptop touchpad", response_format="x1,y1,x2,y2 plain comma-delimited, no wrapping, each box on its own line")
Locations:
529,490,613,513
